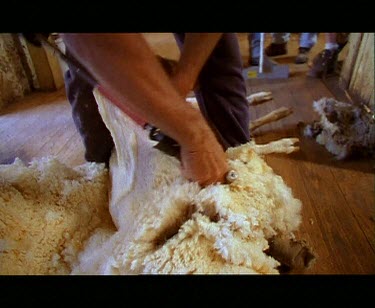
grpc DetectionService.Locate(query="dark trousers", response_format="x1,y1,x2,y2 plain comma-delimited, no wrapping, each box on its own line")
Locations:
64,49,114,165
64,33,250,164
174,33,250,149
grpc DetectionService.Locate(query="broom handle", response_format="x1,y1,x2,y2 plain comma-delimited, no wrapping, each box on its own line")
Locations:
259,33,264,74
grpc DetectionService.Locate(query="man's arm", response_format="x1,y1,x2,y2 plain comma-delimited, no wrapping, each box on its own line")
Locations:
61,33,228,186
171,33,222,98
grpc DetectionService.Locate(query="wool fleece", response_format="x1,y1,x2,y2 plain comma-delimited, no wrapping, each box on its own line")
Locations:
70,90,303,275
304,97,375,159
0,90,304,275
0,157,114,275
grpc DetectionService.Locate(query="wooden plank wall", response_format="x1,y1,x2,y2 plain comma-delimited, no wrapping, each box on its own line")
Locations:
13,34,65,94
340,33,374,109
0,34,31,110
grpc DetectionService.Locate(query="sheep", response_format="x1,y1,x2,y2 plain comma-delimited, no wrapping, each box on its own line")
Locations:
0,90,313,275
69,89,311,274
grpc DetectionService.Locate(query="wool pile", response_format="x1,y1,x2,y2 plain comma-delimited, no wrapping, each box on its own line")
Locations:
304,97,375,159
0,90,304,274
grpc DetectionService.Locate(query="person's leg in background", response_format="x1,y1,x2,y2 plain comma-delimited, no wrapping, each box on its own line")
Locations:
174,33,251,149
322,33,340,53
248,32,274,68
307,33,349,78
336,33,350,52
248,32,261,66
295,33,318,64
64,48,114,166
265,33,290,56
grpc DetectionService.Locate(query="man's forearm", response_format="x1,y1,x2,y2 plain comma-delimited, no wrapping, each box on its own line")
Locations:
61,33,214,147
172,33,223,96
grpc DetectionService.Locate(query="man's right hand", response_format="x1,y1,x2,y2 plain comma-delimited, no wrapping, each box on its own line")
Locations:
179,131,228,187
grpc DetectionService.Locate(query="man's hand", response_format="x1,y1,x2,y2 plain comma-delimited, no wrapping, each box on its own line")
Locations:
179,129,228,187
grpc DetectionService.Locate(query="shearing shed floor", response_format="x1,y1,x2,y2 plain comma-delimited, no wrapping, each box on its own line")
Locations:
0,33,374,274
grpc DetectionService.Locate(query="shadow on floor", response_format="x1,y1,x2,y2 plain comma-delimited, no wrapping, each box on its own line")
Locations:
254,125,374,174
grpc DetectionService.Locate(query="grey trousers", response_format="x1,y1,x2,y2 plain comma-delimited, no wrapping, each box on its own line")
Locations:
64,33,251,164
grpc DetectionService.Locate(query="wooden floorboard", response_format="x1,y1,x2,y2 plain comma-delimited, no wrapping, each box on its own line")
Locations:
246,70,374,274
0,89,85,166
0,34,373,274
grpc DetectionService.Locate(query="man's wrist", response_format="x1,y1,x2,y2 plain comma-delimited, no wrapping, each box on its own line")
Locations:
175,114,217,150
170,70,195,99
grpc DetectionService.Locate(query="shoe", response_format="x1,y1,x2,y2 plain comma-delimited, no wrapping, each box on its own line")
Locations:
295,47,310,64
307,49,339,78
249,57,259,66
265,43,287,57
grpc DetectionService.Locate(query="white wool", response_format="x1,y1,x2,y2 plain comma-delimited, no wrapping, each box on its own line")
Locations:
0,91,303,275
0,157,114,275
70,90,302,275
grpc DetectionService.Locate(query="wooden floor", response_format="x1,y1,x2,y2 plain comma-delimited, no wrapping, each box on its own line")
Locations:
0,34,374,274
